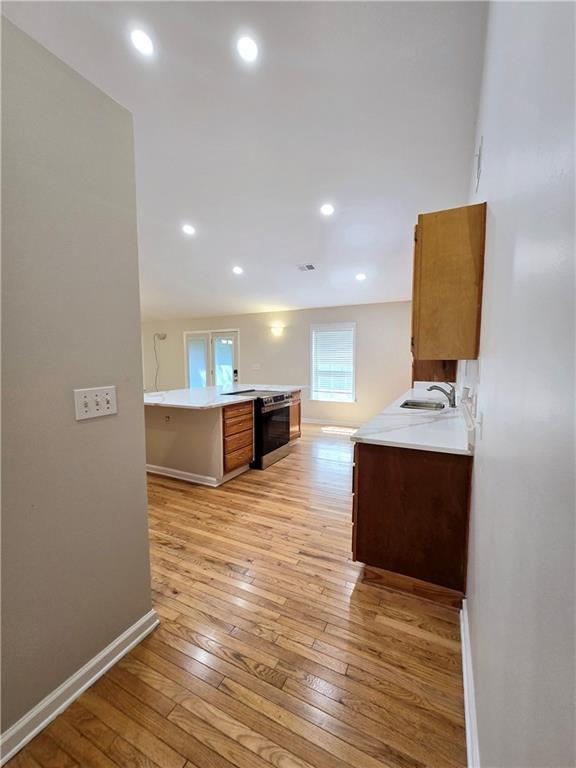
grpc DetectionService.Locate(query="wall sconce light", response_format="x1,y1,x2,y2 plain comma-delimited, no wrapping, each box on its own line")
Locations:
270,323,284,338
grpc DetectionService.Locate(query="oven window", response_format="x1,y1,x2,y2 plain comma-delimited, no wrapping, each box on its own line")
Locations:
261,406,290,455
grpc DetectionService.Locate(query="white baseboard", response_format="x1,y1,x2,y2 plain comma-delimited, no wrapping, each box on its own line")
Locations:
302,418,360,428
221,465,251,483
0,609,159,766
146,464,248,487
460,599,481,768
147,464,219,486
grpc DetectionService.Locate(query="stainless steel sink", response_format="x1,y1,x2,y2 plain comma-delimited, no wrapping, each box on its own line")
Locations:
400,399,445,411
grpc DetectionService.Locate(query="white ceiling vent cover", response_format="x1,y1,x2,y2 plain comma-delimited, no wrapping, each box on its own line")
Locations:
297,264,316,272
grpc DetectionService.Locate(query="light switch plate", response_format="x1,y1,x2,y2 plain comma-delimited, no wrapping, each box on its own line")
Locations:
74,386,117,420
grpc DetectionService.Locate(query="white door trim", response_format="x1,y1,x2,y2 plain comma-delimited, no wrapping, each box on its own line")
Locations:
183,328,241,387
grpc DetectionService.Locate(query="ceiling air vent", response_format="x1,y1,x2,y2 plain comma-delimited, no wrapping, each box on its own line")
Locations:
297,264,316,272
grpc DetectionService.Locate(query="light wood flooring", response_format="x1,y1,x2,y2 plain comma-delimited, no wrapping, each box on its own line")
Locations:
8,425,466,768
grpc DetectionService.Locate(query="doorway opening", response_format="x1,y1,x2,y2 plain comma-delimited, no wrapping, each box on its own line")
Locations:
184,329,239,387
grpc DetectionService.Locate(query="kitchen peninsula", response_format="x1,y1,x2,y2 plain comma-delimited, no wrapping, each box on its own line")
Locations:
144,384,303,486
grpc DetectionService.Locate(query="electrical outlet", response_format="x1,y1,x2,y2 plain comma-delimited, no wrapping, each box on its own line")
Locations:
74,386,117,420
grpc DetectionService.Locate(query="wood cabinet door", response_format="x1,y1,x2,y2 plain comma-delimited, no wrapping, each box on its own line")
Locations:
412,202,486,360
354,443,472,592
289,399,301,440
352,444,358,560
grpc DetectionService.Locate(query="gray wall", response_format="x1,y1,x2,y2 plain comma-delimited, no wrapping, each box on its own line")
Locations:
466,3,575,766
142,301,413,426
1,20,152,730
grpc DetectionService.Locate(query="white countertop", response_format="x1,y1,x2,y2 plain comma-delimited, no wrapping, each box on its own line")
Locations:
351,385,474,456
144,384,304,410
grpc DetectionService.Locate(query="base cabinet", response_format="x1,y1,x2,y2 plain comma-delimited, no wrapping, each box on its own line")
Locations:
353,442,472,593
222,402,254,473
289,391,301,441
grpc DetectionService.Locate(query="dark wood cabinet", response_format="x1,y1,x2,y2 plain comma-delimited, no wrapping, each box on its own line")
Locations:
353,442,472,593
412,202,486,360
411,359,457,385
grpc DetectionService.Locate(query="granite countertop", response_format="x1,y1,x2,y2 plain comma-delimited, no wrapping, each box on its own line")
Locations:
144,384,305,410
351,384,474,456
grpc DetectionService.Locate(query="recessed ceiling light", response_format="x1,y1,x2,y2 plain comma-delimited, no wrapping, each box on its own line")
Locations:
320,203,335,217
233,266,244,275
182,224,196,236
236,36,258,63
355,272,367,281
130,29,154,57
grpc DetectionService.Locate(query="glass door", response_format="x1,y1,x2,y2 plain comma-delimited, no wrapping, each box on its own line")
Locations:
185,332,210,387
212,331,238,387
185,330,239,387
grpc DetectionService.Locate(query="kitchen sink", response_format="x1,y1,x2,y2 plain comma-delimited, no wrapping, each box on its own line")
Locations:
400,399,445,411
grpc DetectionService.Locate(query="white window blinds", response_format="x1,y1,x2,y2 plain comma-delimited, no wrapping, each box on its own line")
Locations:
310,323,356,402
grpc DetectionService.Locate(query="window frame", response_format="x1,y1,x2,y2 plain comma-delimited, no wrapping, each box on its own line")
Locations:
309,322,357,403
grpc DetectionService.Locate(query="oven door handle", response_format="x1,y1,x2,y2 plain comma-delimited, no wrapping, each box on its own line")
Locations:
260,402,290,414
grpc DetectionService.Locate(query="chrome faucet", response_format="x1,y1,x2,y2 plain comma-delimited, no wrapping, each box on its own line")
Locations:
427,382,457,408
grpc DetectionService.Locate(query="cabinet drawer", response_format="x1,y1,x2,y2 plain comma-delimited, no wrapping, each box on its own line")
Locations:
224,443,254,473
224,412,253,437
223,401,253,420
224,428,253,455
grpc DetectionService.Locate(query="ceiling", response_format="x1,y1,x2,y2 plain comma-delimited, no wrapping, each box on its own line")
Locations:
4,2,487,320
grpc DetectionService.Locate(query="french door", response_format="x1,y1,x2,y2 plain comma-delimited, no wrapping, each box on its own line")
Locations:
185,330,239,387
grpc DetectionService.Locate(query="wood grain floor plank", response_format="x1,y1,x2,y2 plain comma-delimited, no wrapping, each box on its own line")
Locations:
62,701,163,768
282,677,465,768
44,718,117,768
24,732,80,768
6,751,43,768
218,677,421,768
79,687,186,768
129,644,356,768
91,677,234,768
152,626,288,689
168,705,307,768
7,426,465,768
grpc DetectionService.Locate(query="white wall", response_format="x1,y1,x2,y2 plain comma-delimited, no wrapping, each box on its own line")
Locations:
465,4,575,766
142,302,412,425
2,21,152,731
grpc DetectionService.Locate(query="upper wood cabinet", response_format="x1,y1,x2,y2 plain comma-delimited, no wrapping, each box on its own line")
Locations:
411,202,486,360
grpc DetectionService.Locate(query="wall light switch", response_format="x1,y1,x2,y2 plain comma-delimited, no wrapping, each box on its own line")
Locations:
251,363,261,370
476,411,484,441
74,386,117,420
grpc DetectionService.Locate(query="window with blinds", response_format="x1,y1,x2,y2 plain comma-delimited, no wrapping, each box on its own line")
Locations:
310,323,356,402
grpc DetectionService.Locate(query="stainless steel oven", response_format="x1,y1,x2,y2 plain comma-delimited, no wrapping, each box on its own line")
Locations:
253,395,291,469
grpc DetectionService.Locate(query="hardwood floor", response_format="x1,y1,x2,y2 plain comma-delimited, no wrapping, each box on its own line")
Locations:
8,425,466,768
